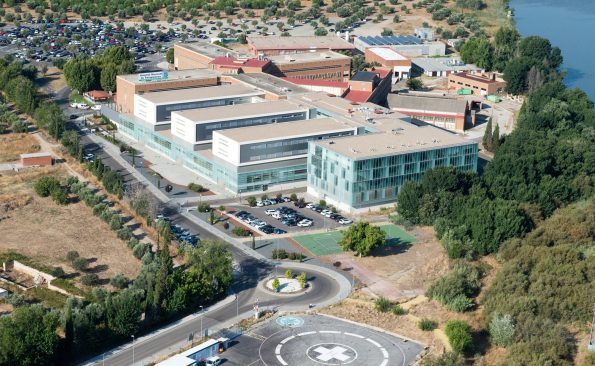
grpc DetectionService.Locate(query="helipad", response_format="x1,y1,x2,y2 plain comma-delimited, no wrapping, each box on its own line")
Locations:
257,315,423,366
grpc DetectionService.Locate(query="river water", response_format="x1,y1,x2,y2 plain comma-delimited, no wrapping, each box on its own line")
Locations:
511,0,595,100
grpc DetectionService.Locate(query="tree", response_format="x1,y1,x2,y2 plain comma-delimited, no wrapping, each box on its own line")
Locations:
247,196,257,207
338,221,386,256
381,28,393,36
406,78,423,90
297,272,307,288
444,320,473,353
6,76,37,114
489,313,515,347
492,124,500,152
100,62,118,93
72,257,89,272
422,352,465,366
63,57,98,92
166,48,174,64
272,278,281,292
396,181,421,223
110,273,129,289
105,289,143,337
285,269,293,279
503,57,531,95
34,176,60,197
290,193,298,201
482,117,492,150
0,305,59,366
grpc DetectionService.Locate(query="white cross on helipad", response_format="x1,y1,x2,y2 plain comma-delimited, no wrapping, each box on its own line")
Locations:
314,346,351,362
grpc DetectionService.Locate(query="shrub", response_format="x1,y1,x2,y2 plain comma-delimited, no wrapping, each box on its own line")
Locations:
271,248,288,259
141,251,154,265
109,215,123,231
92,287,108,302
34,176,60,197
223,222,229,230
187,182,203,192
319,199,327,208
110,273,129,289
50,186,69,205
422,352,464,366
392,304,407,315
127,237,139,250
81,273,99,286
419,318,438,331
117,227,133,241
133,243,149,259
285,269,293,279
247,196,257,207
50,266,65,278
72,257,89,271
444,320,473,353
66,250,80,262
297,272,307,288
287,252,304,261
100,209,113,223
426,263,481,312
374,297,392,312
489,313,515,347
5,293,26,307
232,227,250,237
333,261,342,268
446,294,474,312
93,203,108,216
290,193,298,201
197,202,211,212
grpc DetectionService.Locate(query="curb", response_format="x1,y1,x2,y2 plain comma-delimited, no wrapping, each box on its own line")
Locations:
78,295,236,366
317,313,426,347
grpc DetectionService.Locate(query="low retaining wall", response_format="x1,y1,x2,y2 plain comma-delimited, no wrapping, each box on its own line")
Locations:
5,260,77,297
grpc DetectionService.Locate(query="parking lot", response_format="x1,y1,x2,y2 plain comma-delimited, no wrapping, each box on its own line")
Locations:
229,199,352,235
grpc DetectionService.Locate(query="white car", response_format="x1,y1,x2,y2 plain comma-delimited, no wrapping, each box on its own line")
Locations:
91,105,101,111
265,209,277,215
77,103,90,109
306,203,315,209
256,201,264,207
205,356,221,366
339,218,353,225
321,209,332,215
69,102,77,108
297,219,313,227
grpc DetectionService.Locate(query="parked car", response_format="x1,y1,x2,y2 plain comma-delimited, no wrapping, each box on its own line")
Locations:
273,228,287,234
297,219,313,227
306,203,315,209
339,218,353,225
91,105,101,111
265,209,277,216
256,201,264,207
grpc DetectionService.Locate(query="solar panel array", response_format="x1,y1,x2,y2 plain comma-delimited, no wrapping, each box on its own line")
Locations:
358,36,423,46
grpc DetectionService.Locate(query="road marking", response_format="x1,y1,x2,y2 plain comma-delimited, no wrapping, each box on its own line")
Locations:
319,330,340,334
276,354,288,365
275,344,282,355
380,347,389,358
298,331,317,336
344,332,365,339
314,345,351,362
280,336,295,344
366,338,382,347
380,359,388,366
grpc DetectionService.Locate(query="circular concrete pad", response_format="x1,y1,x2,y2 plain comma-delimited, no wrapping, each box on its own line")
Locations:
259,324,407,366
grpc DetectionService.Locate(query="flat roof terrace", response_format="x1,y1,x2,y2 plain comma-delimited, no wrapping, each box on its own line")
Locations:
268,51,351,64
215,117,357,143
138,84,264,105
176,42,246,59
174,100,307,124
314,118,473,160
248,36,355,51
117,69,219,84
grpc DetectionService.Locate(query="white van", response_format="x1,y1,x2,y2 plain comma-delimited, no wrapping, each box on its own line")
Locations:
205,356,221,366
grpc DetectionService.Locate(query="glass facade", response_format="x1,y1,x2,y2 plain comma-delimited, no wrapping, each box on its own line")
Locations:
307,142,478,209
105,107,310,193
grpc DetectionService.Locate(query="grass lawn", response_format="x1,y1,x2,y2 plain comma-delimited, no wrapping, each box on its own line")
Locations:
292,224,416,257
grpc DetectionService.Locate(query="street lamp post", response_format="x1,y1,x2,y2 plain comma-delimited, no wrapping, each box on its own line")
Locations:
131,335,135,366
199,305,204,338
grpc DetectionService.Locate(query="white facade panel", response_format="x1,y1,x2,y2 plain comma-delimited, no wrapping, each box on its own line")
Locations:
171,113,198,144
212,131,240,165
134,95,157,124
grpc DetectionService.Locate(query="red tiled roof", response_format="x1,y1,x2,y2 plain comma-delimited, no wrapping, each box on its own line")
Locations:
281,77,349,88
85,90,110,99
374,68,391,79
209,56,270,68
343,90,372,103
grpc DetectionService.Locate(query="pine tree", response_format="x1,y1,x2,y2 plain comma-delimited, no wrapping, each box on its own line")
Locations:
492,124,501,152
483,117,493,151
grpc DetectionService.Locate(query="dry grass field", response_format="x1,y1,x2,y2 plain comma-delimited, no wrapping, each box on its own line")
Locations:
0,133,40,163
0,166,141,284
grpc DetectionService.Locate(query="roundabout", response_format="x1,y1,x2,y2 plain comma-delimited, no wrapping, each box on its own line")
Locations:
265,277,304,293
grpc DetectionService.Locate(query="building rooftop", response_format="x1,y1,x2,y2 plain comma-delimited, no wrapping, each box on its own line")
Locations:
412,57,481,72
343,90,372,104
451,72,501,84
368,47,409,61
351,71,379,82
20,152,51,158
117,69,218,84
314,116,472,159
138,84,263,105
228,73,310,96
281,77,349,89
176,42,245,59
248,36,355,51
268,51,351,64
357,35,423,46
215,117,357,143
209,56,271,69
387,94,468,114
174,100,307,123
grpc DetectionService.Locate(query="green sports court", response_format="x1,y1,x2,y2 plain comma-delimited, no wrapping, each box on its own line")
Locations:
292,224,416,257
